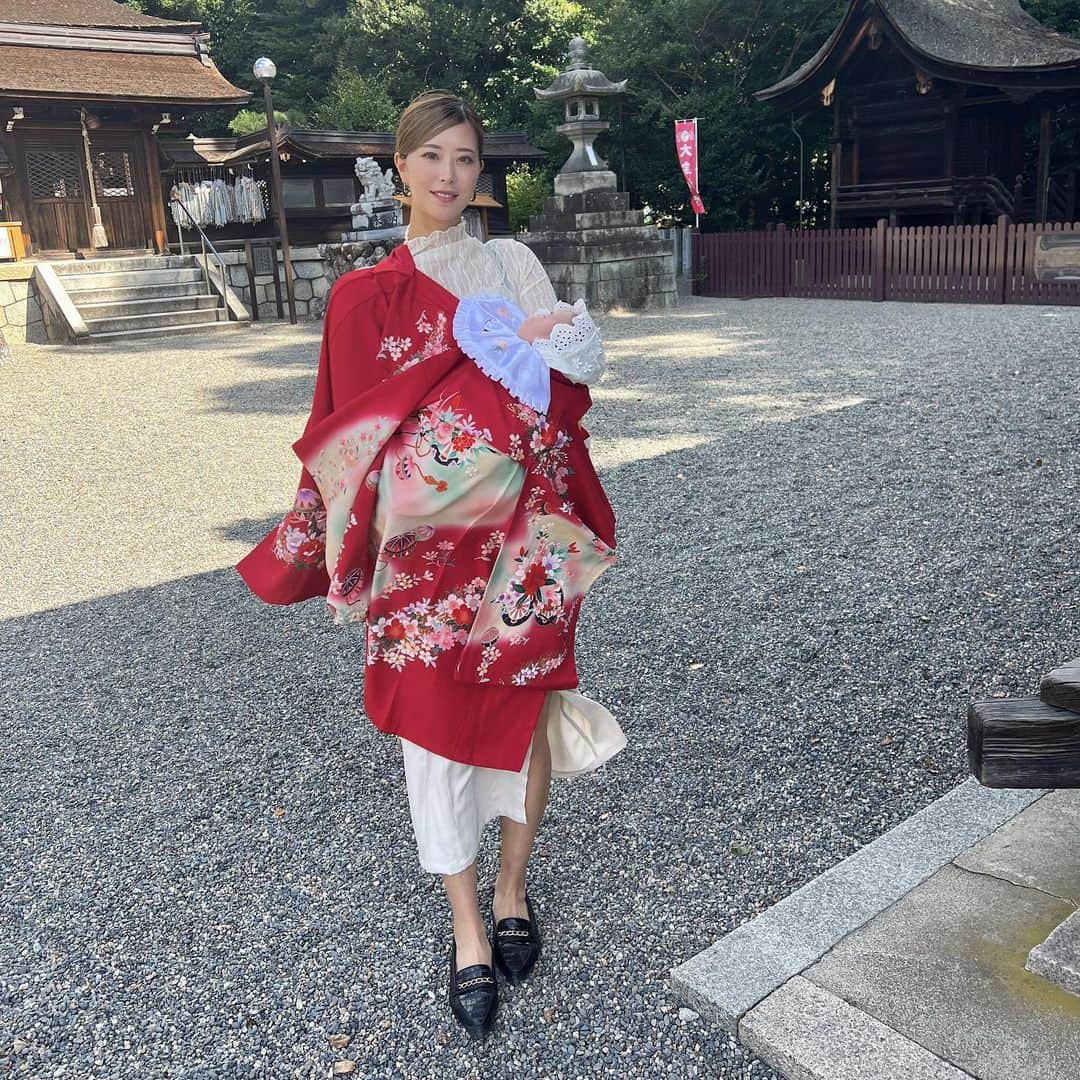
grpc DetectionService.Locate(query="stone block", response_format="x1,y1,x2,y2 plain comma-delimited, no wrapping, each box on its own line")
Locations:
24,320,47,344
312,277,331,299
293,278,313,301
805,861,1080,1078
554,169,618,196
292,260,323,280
228,265,248,287
0,281,13,305
670,780,1046,1031
955,788,1080,902
1028,908,1080,997
575,210,644,230
739,976,969,1080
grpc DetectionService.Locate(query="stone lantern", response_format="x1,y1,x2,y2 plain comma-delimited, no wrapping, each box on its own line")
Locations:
521,38,676,311
534,37,627,195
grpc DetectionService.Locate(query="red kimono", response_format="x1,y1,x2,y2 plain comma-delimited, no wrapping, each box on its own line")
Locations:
238,243,617,771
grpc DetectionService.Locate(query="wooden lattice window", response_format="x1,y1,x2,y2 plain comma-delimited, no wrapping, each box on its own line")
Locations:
92,150,134,198
26,149,82,199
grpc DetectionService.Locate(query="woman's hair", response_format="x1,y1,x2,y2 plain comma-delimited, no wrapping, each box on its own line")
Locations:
395,91,484,160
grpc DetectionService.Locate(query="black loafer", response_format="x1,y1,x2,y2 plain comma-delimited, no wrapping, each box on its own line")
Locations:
448,940,498,1039
492,893,541,985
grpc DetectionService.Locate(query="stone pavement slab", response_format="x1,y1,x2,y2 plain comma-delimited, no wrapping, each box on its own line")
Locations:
669,780,1045,1031
804,861,1080,1080
1028,908,1080,998
955,789,1080,903
739,976,970,1080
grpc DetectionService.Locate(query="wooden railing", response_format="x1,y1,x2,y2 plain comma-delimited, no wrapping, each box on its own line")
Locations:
693,217,1080,306
836,176,1016,221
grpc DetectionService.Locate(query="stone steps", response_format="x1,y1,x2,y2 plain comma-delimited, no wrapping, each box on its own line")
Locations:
48,255,248,343
63,266,207,291
88,319,252,344
84,306,228,336
65,280,210,305
51,254,198,276
78,294,222,321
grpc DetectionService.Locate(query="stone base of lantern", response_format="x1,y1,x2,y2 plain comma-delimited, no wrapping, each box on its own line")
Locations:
521,190,677,312
554,170,618,196
340,195,406,244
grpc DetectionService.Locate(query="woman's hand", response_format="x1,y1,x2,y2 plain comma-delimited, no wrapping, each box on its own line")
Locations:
516,308,576,344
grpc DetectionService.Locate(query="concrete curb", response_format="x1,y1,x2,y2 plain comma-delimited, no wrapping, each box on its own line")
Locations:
738,976,974,1080
670,779,1046,1036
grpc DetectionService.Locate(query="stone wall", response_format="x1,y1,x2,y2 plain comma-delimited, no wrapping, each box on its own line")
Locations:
0,265,45,344
216,240,403,321
213,244,329,322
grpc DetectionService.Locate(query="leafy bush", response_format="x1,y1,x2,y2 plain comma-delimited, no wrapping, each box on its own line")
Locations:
311,71,399,133
506,163,552,233
227,108,293,136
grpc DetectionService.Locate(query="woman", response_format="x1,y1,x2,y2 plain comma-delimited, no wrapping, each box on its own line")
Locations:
238,91,624,1038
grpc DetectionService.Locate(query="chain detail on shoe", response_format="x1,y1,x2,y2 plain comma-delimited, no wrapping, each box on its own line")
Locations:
496,927,531,937
456,974,495,990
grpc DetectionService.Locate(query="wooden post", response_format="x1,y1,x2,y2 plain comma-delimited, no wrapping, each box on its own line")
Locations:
775,223,787,297
943,99,957,180
142,128,170,254
996,213,1010,304
1036,107,1052,224
829,104,841,229
872,217,887,301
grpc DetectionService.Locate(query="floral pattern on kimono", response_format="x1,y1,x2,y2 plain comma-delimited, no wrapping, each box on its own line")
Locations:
272,488,327,570
237,242,617,770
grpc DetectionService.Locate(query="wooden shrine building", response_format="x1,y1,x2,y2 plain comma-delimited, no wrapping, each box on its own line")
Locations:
755,0,1080,227
0,0,247,258
156,126,544,246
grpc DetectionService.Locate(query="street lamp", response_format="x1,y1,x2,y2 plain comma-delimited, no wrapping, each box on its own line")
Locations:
253,56,297,324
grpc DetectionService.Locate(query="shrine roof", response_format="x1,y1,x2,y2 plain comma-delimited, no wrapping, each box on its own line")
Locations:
756,0,1080,106
158,127,546,166
0,44,249,104
0,0,247,107
3,0,198,31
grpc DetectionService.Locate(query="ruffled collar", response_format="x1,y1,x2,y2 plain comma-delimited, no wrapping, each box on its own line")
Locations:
405,218,470,254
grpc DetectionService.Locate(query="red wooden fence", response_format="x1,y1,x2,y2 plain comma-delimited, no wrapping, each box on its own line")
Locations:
693,218,1080,306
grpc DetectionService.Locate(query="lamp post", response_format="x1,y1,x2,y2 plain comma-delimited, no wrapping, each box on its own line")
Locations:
253,56,297,324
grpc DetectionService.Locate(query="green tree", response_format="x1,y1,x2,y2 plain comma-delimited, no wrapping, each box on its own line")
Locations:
227,108,293,136
311,71,399,131
506,163,551,232
580,0,846,229
1023,0,1080,35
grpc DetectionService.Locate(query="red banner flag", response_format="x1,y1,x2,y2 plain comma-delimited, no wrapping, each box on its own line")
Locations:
675,119,706,217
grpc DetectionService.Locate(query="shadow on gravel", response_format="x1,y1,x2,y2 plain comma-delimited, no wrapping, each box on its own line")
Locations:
3,297,1078,1077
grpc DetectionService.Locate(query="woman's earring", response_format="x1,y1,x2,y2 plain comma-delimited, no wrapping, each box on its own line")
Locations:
403,183,412,197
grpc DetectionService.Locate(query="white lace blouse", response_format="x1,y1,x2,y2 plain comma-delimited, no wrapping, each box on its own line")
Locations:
397,219,609,876
405,218,606,388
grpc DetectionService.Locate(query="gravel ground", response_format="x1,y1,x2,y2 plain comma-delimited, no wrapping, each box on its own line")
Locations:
1,296,1078,1079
